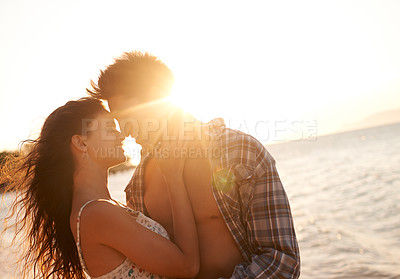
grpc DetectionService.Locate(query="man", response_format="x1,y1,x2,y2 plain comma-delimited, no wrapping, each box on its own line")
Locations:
88,51,300,278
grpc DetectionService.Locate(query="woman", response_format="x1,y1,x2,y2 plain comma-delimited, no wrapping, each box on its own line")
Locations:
1,97,199,279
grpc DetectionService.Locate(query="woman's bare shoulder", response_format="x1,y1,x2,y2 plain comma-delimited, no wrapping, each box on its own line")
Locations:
79,200,138,236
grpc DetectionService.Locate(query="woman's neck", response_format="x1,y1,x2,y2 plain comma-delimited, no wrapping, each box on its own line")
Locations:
72,161,111,201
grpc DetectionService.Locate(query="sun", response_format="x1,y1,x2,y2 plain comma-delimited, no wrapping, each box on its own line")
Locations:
167,82,216,122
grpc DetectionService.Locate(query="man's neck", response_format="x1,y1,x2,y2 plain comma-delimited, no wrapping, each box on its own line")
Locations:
139,108,203,148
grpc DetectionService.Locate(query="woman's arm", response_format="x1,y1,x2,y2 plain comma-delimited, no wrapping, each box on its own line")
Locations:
82,139,199,278
156,138,200,277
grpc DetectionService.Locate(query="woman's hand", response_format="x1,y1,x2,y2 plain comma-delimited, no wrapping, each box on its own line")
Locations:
154,135,187,184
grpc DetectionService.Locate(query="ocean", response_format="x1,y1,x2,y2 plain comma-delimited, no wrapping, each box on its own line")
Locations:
1,122,400,278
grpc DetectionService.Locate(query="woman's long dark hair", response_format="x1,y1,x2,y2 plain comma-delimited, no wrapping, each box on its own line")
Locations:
1,97,107,278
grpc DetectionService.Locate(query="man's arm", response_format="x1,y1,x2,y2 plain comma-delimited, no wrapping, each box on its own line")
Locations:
222,158,300,279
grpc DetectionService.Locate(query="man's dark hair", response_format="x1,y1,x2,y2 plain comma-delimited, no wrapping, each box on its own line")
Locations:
87,51,175,101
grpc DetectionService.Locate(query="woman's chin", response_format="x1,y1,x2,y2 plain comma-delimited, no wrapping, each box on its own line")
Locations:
95,146,127,169
112,154,127,167
103,154,127,170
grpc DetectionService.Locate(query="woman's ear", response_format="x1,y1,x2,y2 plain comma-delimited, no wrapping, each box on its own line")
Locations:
71,135,87,153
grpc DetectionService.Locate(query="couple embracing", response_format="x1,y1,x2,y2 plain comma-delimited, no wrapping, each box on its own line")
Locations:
2,51,300,279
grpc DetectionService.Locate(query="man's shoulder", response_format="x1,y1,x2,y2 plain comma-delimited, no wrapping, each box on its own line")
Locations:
221,127,272,155
223,127,262,147
216,127,276,172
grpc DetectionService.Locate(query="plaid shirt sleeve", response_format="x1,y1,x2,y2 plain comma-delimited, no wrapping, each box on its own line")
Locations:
217,134,300,279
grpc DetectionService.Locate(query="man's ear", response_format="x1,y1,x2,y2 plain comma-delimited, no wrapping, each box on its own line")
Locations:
71,135,87,153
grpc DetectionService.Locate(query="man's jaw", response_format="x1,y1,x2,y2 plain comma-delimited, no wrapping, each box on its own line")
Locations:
136,131,164,150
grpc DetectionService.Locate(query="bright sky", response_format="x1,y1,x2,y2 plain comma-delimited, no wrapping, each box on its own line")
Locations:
1,0,400,154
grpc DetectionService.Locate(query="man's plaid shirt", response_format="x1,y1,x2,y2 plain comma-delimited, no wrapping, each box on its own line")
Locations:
125,118,300,279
